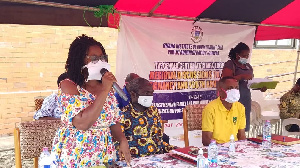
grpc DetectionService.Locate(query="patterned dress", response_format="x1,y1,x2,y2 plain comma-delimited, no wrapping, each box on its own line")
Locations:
280,90,300,131
51,83,121,168
120,104,174,158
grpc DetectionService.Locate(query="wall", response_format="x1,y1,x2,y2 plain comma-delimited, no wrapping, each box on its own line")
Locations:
251,49,299,98
0,24,298,136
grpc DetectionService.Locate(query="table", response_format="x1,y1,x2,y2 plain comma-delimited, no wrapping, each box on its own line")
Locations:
215,141,300,168
116,154,195,168
116,141,300,168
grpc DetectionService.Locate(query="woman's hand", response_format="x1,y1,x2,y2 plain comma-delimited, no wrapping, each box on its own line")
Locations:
260,86,267,92
119,139,131,165
101,72,117,92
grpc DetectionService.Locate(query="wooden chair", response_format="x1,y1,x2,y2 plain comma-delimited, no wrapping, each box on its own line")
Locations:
282,118,300,137
182,104,206,147
34,96,46,111
161,120,168,133
14,120,61,168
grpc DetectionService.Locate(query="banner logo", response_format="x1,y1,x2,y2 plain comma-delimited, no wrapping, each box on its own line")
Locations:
191,26,203,43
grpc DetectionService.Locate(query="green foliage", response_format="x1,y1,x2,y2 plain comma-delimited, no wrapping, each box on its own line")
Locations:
83,5,120,28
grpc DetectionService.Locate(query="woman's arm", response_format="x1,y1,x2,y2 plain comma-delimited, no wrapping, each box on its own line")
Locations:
61,72,116,131
222,68,253,80
110,122,131,163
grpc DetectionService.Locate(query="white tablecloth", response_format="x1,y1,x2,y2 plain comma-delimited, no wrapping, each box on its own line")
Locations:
117,141,300,168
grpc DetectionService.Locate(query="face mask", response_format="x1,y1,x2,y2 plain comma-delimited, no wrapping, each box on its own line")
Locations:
238,57,248,64
138,96,153,107
223,89,240,103
82,61,111,81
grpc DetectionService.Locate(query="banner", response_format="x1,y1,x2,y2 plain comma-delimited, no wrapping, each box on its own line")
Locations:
116,15,255,120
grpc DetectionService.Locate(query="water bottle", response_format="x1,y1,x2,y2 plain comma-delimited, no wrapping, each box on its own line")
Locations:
197,148,205,168
208,140,218,167
262,120,272,150
38,147,52,168
228,134,235,157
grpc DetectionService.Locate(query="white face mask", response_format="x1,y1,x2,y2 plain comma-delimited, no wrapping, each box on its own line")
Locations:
224,89,240,103
82,61,111,81
238,57,248,64
138,96,153,107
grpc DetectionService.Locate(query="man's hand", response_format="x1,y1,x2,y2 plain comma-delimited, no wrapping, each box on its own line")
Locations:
119,140,131,165
202,131,213,146
237,129,246,140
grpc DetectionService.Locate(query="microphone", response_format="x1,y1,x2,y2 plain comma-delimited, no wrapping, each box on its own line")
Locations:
100,68,128,101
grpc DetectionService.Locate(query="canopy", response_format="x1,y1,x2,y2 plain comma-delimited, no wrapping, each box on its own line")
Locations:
0,0,117,27
1,0,300,40
115,0,300,40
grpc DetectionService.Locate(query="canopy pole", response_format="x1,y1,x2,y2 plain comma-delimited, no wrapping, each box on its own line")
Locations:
293,39,300,85
148,0,165,16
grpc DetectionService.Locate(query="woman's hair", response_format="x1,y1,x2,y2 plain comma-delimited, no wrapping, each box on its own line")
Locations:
65,34,106,86
57,72,68,87
228,42,250,60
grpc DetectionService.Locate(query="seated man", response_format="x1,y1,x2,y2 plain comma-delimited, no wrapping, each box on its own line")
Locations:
121,77,174,158
202,77,246,146
115,73,140,109
33,72,67,120
279,78,300,132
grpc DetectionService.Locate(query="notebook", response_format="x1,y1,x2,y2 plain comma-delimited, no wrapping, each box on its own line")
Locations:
257,134,300,145
250,81,279,89
169,146,207,165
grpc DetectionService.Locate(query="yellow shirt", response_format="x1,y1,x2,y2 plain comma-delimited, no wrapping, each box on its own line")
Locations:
202,97,246,144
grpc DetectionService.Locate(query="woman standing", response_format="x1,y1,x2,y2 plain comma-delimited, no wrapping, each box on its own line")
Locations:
51,35,130,167
222,42,254,132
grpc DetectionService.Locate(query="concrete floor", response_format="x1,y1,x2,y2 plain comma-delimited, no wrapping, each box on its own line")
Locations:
0,136,33,168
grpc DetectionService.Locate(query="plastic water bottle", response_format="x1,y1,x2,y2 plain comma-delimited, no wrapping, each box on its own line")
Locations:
208,140,218,167
38,147,53,168
262,120,272,150
228,134,235,157
197,148,205,168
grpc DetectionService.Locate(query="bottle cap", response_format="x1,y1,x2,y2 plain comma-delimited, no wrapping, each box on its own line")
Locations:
42,147,48,152
198,148,203,155
230,134,234,140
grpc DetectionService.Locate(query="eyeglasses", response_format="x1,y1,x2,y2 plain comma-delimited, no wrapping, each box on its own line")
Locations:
86,55,108,63
238,54,249,58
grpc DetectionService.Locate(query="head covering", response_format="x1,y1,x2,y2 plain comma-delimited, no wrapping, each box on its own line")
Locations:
297,78,300,85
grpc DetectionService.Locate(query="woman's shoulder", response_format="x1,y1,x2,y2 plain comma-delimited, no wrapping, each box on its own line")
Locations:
60,79,80,95
224,59,234,65
223,60,235,69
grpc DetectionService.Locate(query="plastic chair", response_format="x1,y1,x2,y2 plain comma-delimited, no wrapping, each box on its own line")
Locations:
249,101,263,137
281,118,300,136
182,104,206,147
14,120,61,168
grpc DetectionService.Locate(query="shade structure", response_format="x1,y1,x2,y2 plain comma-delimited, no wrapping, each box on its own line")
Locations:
0,0,300,40
115,0,300,40
0,0,118,27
